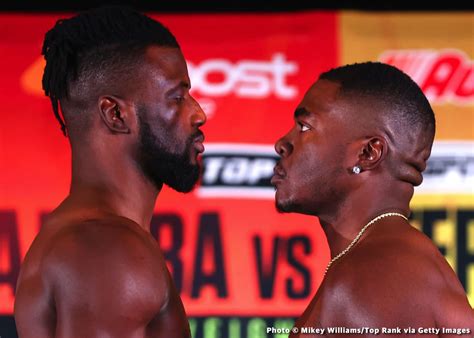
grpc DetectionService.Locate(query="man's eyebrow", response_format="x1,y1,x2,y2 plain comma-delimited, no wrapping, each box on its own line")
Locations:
166,81,191,94
294,107,312,118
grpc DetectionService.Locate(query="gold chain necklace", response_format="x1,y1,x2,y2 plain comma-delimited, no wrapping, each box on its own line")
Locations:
324,212,408,276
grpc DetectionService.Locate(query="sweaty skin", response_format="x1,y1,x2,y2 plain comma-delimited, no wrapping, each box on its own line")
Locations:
14,46,206,338
15,211,189,338
292,218,473,338
272,80,473,337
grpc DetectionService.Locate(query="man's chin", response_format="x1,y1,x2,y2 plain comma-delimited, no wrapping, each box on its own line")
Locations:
275,198,296,213
167,180,198,193
164,165,201,193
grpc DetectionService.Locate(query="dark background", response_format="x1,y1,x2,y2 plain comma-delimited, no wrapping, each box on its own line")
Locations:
1,0,473,12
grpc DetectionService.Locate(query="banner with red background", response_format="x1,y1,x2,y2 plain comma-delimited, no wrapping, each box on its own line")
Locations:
0,11,472,338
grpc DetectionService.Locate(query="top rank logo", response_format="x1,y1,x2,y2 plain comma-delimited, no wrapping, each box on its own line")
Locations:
198,143,278,199
380,49,473,105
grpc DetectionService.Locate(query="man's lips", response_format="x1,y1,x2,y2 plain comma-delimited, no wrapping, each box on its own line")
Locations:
271,164,286,185
193,132,205,153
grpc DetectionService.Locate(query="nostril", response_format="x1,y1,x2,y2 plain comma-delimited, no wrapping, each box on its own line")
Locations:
275,139,283,156
275,138,291,157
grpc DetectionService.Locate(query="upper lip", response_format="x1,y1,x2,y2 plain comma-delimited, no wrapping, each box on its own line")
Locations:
273,163,286,179
193,131,205,143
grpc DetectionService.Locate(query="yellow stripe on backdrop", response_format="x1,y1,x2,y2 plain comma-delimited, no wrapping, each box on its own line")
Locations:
339,12,473,140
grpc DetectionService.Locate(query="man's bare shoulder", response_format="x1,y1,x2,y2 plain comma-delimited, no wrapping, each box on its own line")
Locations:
357,225,467,296
22,216,161,273
15,215,173,337
44,216,159,260
23,219,167,302
321,225,472,327
43,216,169,291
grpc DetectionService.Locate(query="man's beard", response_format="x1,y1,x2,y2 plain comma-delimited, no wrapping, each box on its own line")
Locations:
138,115,201,193
275,194,305,214
275,199,295,213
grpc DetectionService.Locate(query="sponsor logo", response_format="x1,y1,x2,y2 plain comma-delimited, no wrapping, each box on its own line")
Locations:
417,141,474,194
188,53,299,99
198,143,278,199
380,49,473,104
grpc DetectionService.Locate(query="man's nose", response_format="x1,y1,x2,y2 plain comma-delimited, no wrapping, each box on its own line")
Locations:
191,97,207,127
275,135,293,157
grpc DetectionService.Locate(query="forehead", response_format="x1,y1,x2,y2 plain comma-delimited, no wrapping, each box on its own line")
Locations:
297,79,341,116
298,79,389,141
130,45,190,103
142,45,189,83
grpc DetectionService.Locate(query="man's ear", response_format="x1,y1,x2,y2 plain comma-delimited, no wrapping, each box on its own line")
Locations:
356,136,387,171
98,96,131,134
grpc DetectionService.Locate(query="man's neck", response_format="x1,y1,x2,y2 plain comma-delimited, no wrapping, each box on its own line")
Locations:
317,183,412,260
65,152,160,232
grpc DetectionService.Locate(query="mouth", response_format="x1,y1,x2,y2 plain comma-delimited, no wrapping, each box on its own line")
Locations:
193,132,205,154
270,164,286,186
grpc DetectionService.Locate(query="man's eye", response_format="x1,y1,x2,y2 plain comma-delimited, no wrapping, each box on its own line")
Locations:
175,96,185,102
298,123,310,132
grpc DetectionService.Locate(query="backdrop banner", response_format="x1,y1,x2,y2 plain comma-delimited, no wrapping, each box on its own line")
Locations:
0,11,472,338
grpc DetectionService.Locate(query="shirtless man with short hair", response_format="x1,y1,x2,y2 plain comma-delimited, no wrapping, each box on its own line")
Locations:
271,62,473,337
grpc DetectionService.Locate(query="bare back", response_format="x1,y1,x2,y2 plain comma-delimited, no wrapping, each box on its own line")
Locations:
290,220,474,337
14,211,190,338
